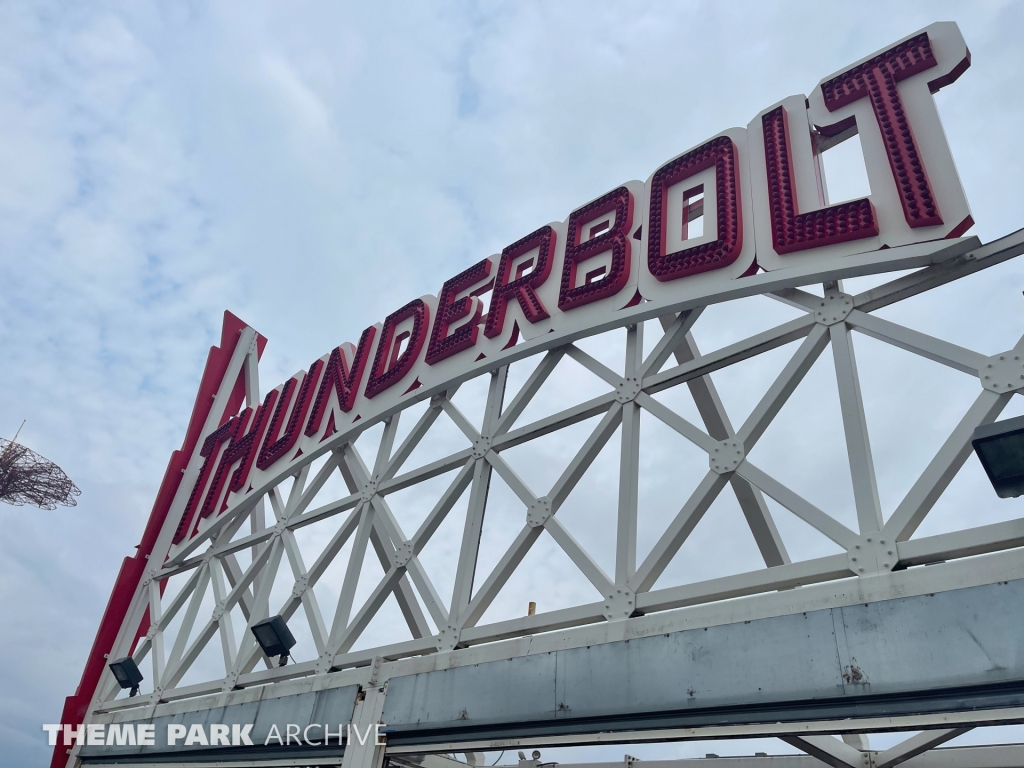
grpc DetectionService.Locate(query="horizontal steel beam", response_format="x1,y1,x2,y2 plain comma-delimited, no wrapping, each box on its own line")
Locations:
87,573,1024,764
382,709,1024,755
83,743,1024,768
481,746,1024,768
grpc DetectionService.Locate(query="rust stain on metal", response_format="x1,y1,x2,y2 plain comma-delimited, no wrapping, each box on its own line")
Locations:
842,658,868,684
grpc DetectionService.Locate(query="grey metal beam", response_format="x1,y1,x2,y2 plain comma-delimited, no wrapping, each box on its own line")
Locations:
480,746,1024,768
79,743,1024,768
381,578,1024,746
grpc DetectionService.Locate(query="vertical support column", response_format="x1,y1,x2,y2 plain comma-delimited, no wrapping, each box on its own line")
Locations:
330,502,374,647
450,368,508,620
341,685,388,768
831,321,884,535
148,578,165,689
616,324,643,584
245,336,266,593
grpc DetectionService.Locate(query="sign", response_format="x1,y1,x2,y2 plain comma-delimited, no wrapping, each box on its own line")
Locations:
56,21,1011,768
169,22,973,555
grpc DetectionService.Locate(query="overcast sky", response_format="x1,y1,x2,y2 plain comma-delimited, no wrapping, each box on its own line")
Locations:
3,1,1024,765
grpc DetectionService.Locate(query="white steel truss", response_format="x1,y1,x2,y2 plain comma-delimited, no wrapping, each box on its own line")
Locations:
388,741,1024,768
87,226,1024,722
75,735,1024,768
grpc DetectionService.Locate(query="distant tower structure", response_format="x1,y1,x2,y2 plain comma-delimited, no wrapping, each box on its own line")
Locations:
0,422,81,510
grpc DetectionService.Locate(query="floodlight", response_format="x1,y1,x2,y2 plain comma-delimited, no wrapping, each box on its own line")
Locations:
108,656,143,697
251,615,296,666
972,416,1024,498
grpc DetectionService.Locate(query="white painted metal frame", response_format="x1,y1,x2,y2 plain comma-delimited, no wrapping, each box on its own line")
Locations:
87,227,1024,723
388,741,1024,768
80,736,1024,768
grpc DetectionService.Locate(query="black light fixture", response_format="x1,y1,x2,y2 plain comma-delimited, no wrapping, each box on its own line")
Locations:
108,656,144,697
972,415,1024,498
251,615,296,666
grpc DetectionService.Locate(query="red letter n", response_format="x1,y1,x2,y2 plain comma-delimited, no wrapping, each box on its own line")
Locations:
304,327,376,437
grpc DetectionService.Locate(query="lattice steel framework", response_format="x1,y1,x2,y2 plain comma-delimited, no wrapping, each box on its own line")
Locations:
88,228,1024,722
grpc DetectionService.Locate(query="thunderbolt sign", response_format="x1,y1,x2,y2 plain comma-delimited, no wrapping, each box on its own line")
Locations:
167,22,974,563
